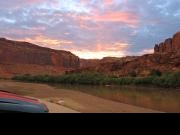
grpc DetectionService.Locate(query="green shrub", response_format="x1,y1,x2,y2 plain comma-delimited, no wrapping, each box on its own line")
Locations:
12,72,180,88
150,70,162,77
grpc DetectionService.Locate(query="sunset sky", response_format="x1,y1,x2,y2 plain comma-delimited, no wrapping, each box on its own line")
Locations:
0,0,180,59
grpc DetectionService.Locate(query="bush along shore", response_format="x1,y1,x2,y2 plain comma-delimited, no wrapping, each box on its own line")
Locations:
12,72,180,88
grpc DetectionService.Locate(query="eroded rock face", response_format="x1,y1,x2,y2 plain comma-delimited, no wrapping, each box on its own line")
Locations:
164,38,173,52
154,32,180,53
0,38,80,78
154,44,159,52
172,32,180,51
80,59,100,68
74,31,180,77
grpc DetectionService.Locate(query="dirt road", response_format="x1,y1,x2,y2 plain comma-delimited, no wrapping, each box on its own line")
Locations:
0,80,161,113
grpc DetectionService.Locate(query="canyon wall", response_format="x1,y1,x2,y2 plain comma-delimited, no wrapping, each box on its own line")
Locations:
0,38,80,78
76,31,180,77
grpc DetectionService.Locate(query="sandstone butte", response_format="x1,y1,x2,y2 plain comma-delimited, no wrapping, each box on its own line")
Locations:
75,31,180,77
0,38,80,78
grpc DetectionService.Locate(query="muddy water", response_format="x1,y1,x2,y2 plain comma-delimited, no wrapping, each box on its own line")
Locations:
52,84,180,112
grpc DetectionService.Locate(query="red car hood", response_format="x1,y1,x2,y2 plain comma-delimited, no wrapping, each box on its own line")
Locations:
0,91,40,105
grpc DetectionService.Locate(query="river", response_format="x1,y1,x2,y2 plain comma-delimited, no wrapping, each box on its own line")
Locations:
52,84,180,112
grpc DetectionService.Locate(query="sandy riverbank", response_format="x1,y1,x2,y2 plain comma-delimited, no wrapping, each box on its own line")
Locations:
0,80,161,113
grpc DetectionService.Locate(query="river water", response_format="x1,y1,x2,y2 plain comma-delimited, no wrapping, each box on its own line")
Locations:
52,84,180,112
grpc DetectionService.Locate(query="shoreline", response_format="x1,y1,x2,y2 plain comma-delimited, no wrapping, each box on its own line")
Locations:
0,80,162,113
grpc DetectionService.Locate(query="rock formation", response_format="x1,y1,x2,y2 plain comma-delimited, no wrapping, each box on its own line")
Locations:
75,31,180,77
172,32,180,51
80,59,100,68
0,31,180,78
154,32,180,53
0,38,80,78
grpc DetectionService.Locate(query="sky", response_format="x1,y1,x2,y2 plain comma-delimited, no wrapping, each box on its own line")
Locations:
0,0,180,59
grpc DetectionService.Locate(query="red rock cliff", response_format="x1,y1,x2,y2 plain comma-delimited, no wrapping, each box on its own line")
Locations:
0,38,80,78
75,31,180,77
154,32,180,54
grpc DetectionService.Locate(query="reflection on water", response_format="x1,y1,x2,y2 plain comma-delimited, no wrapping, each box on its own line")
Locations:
52,84,180,112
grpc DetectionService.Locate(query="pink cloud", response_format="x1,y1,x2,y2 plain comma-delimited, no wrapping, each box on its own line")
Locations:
73,10,139,27
92,11,139,27
103,0,113,5
20,35,72,49
68,42,129,59
95,42,129,52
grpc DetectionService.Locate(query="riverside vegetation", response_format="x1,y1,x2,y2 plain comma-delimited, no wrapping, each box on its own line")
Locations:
12,71,180,88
